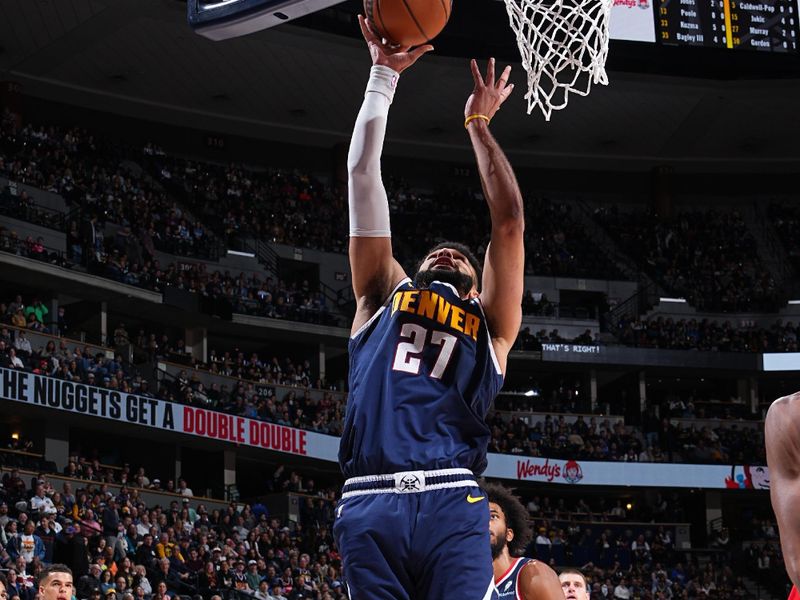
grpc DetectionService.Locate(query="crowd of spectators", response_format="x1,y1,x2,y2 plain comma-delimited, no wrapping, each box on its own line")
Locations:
0,295,346,439
150,158,345,256
158,369,345,438
2,109,628,284
0,468,346,600
769,202,800,274
0,112,221,263
613,317,799,353
506,483,781,598
487,413,766,465
0,227,71,269
595,207,779,313
2,291,772,466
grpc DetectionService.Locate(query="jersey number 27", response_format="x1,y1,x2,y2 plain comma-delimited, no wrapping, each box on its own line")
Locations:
392,323,457,379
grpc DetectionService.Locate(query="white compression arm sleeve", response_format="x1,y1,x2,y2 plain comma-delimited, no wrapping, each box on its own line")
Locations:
347,65,399,238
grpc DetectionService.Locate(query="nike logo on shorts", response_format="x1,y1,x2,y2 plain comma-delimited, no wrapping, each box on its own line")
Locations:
466,494,485,504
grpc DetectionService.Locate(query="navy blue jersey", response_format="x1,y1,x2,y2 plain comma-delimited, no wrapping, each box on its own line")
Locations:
339,278,504,477
495,557,534,600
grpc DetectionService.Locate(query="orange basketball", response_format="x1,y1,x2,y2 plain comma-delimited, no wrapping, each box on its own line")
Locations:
364,0,453,47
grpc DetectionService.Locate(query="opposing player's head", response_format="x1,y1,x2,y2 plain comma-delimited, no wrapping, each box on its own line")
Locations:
414,242,482,298
559,568,590,600
483,482,531,559
38,564,73,600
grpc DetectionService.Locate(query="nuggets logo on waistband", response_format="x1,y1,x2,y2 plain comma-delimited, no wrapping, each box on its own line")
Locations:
391,290,480,340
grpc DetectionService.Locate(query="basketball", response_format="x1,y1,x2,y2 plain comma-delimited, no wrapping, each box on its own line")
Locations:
364,0,453,47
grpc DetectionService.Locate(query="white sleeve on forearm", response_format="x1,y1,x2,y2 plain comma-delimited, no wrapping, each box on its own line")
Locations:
347,65,399,238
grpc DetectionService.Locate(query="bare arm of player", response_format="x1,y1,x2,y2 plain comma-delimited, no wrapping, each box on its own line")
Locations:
348,15,433,333
518,561,566,600
465,58,524,373
766,391,800,590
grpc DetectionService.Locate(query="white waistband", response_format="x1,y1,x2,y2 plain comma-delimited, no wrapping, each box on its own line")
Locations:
341,468,476,499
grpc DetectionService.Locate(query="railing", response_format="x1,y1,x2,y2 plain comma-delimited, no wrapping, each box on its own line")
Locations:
253,238,279,276
0,189,68,231
2,323,116,360
0,237,72,268
319,279,355,320
157,359,347,404
602,279,659,333
492,409,626,427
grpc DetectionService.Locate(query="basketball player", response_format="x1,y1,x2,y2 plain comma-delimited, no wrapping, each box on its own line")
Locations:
559,569,590,600
484,482,564,599
37,564,74,600
334,14,524,600
765,392,800,599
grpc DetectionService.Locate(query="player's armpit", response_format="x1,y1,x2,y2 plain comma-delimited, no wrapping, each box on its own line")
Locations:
766,391,800,589
518,560,565,600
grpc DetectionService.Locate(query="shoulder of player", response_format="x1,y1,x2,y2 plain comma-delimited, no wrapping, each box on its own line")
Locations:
518,559,562,597
766,391,800,440
766,391,800,470
767,391,800,420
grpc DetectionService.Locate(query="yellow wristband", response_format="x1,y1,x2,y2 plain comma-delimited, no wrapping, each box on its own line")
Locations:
464,113,490,129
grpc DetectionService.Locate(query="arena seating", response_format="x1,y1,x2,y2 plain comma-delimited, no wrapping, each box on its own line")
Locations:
594,206,780,312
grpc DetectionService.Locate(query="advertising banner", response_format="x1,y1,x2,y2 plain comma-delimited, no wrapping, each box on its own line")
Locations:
0,368,767,490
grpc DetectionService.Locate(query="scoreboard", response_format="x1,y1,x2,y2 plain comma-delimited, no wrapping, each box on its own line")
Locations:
609,0,799,51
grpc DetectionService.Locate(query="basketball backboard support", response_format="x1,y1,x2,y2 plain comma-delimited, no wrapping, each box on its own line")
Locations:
188,0,346,41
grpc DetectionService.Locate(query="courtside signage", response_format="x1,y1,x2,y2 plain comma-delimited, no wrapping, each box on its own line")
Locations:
485,454,770,490
0,367,768,489
0,367,338,460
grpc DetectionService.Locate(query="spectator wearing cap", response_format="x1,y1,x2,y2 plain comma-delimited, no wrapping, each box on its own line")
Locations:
182,498,197,523
244,560,261,591
232,560,249,592
82,586,102,600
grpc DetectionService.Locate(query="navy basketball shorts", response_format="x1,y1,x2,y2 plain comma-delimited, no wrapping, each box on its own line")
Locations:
333,468,498,600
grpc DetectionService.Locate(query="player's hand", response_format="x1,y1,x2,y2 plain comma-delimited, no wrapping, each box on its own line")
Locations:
358,15,433,74
464,58,514,121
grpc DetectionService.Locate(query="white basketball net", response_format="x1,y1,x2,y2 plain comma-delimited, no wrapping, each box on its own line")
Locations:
502,0,613,120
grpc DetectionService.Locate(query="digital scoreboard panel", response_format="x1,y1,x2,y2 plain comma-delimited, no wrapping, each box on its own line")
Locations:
609,0,799,51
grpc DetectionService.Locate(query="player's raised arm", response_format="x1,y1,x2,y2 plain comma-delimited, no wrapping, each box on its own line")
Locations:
766,391,800,590
347,16,433,333
465,58,525,372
